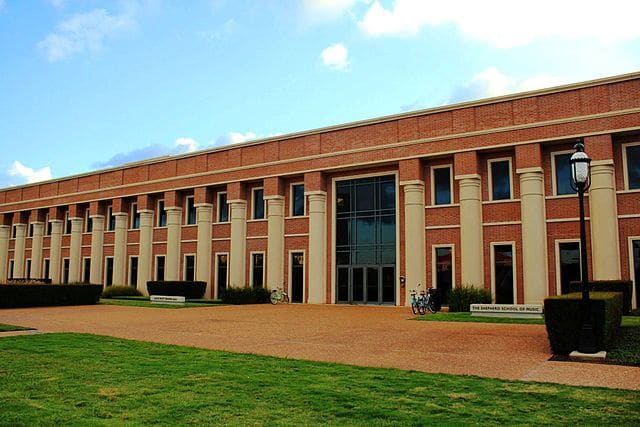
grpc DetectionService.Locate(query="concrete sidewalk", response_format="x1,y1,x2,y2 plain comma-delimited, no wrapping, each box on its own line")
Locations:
1,304,638,390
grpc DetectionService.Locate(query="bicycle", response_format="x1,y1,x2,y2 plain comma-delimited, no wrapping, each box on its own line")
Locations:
270,287,290,304
410,284,437,315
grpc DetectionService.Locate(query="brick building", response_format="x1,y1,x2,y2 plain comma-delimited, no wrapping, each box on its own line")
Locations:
1,72,639,308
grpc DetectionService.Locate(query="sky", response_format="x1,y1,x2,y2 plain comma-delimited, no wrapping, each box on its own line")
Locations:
1,0,639,189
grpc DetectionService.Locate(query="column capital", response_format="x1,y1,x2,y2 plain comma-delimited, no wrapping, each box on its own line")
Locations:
195,203,214,209
516,167,543,175
89,214,105,219
454,173,481,181
399,180,425,187
305,191,327,198
227,199,247,205
137,210,154,215
264,195,285,201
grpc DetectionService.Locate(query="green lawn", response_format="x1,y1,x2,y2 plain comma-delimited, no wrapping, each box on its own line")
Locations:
99,298,224,309
0,334,638,425
414,311,545,324
0,323,33,332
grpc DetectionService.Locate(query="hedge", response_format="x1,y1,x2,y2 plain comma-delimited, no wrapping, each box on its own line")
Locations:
0,284,103,308
146,281,206,299
220,287,271,305
448,286,492,312
101,285,143,299
567,280,632,314
544,292,623,355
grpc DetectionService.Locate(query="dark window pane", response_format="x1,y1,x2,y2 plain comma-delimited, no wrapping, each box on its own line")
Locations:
494,245,514,304
336,219,350,247
355,182,375,212
254,189,264,219
555,153,575,195
336,251,350,265
217,254,228,297
156,256,165,281
627,145,640,189
293,184,305,216
435,247,453,304
355,217,375,245
379,215,395,244
380,246,395,264
291,252,304,303
633,240,640,308
132,205,140,229
379,181,395,210
158,201,167,227
185,255,195,281
83,258,91,283
336,183,351,214
186,198,196,225
86,216,93,233
490,161,511,200
434,168,451,205
352,267,364,302
559,242,581,294
355,250,375,264
218,193,229,222
337,267,349,302
252,253,264,288
130,257,138,287
367,267,379,303
382,266,395,303
106,258,114,286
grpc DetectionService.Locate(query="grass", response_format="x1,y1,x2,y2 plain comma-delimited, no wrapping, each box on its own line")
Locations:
99,298,223,309
0,333,638,426
414,311,545,324
0,323,33,332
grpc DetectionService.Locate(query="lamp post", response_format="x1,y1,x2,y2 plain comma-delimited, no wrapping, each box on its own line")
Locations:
569,139,597,354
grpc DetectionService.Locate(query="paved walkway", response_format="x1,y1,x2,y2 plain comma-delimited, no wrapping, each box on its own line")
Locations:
1,304,638,390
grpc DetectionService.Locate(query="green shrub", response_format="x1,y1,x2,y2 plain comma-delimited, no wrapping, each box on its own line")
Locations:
146,281,206,299
568,280,632,314
101,285,143,299
0,284,103,308
220,287,271,305
544,292,623,355
448,286,492,312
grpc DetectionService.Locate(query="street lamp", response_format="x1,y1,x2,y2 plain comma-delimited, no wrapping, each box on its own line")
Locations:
569,139,597,353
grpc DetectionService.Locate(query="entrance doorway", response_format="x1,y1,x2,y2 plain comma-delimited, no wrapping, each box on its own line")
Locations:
558,241,581,294
291,252,304,303
492,244,514,304
633,239,640,309
335,175,396,305
216,254,228,299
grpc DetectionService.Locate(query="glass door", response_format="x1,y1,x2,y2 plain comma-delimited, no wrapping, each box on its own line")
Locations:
493,244,514,304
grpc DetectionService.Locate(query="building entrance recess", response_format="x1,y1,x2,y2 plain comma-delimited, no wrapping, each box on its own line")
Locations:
335,176,396,305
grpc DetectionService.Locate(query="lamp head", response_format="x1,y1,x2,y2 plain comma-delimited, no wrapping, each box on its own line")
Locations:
570,139,591,188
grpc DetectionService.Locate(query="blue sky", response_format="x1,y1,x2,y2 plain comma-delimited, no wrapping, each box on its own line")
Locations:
1,0,639,188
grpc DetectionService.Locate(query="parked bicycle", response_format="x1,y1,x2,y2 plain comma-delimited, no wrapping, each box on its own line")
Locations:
410,283,437,315
270,287,290,305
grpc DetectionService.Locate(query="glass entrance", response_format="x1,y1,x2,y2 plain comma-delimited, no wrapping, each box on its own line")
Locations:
558,242,581,294
633,240,640,309
291,252,304,303
336,176,396,304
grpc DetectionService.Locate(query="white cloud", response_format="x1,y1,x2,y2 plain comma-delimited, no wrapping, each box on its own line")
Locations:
358,0,640,47
302,0,362,21
175,137,198,153
48,0,66,9
321,43,349,70
7,161,52,184
448,67,568,103
0,0,5,10
38,8,134,61
211,131,257,146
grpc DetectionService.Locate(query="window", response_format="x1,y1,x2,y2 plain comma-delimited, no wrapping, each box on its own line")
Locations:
85,210,93,233
253,188,265,219
432,166,452,205
131,203,140,229
29,223,34,238
129,256,138,288
557,241,581,295
26,259,31,279
157,200,167,227
43,259,50,280
46,214,52,236
185,196,196,225
107,206,116,231
216,254,228,298
155,256,165,281
65,211,72,234
433,246,453,305
8,260,14,280
489,159,512,200
292,184,305,216
624,143,640,190
290,252,304,303
251,253,264,288
492,243,515,304
218,192,229,222
62,258,70,284
552,152,575,196
83,258,91,283
184,255,195,281
105,257,114,286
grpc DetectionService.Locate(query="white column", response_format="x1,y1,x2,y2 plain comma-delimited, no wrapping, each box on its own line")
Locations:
229,200,247,288
403,182,426,304
266,196,285,290
518,168,549,304
589,161,621,279
0,225,9,282
307,192,327,304
165,207,182,281
457,175,484,287
30,222,44,279
137,211,153,295
49,220,63,283
68,217,83,283
113,213,128,285
13,223,27,278
196,204,213,295
90,215,104,285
